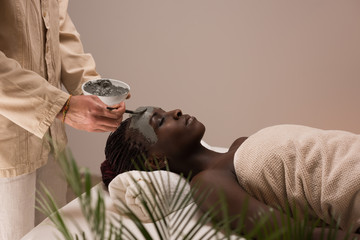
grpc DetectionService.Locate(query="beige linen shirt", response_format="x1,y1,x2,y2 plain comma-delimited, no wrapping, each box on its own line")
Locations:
0,0,100,177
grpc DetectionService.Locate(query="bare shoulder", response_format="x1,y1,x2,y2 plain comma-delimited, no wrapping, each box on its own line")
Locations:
191,169,219,183
228,137,248,152
190,169,239,190
189,169,244,204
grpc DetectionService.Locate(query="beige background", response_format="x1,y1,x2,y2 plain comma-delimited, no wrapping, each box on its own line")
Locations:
66,0,360,175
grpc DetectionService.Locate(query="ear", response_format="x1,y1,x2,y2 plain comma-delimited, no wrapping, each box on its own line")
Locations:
145,151,167,170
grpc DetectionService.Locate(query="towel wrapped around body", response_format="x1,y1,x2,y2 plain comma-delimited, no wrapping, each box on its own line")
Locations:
234,124,360,232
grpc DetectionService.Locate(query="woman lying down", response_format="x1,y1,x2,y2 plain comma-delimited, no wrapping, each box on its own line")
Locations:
100,106,360,239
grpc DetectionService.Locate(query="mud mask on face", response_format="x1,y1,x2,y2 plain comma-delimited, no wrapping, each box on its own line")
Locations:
129,106,158,143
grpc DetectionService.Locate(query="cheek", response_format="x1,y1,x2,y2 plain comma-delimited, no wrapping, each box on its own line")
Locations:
156,133,186,157
159,131,184,147
162,124,205,155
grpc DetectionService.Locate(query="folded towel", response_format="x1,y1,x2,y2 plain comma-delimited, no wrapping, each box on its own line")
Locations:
234,124,360,232
108,141,227,222
108,170,193,222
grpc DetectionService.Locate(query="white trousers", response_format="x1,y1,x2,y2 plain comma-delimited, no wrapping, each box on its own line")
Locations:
0,154,67,240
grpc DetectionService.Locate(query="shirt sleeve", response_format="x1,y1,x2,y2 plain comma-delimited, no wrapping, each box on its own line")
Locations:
58,0,101,95
0,51,69,138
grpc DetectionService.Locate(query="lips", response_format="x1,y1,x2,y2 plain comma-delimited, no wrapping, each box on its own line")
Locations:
186,116,194,126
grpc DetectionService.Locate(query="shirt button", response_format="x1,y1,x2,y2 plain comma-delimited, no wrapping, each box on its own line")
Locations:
43,12,47,18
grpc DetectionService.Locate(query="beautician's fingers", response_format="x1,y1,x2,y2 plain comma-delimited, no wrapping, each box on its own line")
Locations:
107,102,123,109
105,94,130,111
103,102,126,119
58,95,124,132
106,101,125,112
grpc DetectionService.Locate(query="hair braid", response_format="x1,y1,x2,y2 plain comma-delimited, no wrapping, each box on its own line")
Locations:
101,118,151,187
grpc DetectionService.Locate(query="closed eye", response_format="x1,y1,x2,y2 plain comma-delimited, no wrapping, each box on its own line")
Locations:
159,117,165,127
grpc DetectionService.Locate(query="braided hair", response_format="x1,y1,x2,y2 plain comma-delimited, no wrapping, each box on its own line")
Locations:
101,117,153,187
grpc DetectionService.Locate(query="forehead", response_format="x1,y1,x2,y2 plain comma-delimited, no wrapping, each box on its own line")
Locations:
128,106,163,143
133,107,165,121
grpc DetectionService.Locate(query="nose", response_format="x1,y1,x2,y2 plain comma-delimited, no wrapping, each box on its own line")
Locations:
172,109,182,119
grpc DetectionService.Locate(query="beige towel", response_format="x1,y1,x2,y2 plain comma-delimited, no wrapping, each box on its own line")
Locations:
234,124,360,232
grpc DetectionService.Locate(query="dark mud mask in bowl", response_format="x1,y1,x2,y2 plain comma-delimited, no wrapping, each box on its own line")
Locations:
82,78,130,106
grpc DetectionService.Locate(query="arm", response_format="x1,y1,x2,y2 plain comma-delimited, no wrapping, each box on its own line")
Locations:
191,169,276,232
58,0,100,95
56,96,125,132
0,51,69,138
191,169,359,239
56,0,126,132
0,49,124,134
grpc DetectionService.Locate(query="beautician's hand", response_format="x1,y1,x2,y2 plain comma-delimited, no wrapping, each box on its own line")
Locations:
56,95,125,132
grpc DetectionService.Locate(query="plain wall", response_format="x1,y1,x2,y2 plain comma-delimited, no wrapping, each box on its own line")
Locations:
66,0,360,175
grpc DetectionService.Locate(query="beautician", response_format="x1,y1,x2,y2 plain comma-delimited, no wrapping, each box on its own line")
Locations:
0,1,125,239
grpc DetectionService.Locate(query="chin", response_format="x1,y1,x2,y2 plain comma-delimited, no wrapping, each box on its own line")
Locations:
199,124,206,140
189,121,206,145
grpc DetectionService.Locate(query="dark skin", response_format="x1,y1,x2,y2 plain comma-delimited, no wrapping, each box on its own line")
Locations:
144,108,359,240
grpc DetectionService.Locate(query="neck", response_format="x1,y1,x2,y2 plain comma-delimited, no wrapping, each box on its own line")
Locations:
170,143,224,178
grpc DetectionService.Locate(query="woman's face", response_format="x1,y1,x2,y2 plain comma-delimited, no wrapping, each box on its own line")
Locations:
130,107,205,159
149,108,205,158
